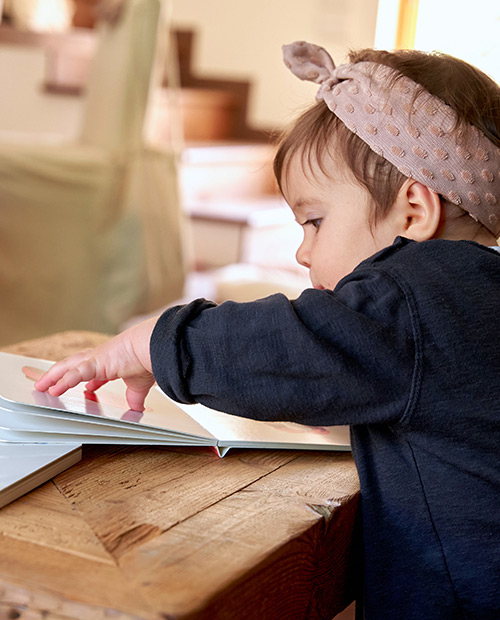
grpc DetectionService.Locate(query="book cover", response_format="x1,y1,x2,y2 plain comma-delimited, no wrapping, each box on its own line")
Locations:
0,442,82,509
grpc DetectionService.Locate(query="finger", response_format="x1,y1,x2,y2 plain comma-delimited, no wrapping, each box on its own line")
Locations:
47,358,98,397
34,352,91,392
124,377,155,412
85,379,109,392
125,386,147,412
34,363,71,391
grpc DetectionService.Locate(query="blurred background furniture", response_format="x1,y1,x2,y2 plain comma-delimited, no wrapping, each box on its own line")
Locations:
0,0,185,346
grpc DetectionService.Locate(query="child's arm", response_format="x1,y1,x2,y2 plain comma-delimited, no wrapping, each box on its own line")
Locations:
34,317,157,412
150,284,416,427
36,267,416,426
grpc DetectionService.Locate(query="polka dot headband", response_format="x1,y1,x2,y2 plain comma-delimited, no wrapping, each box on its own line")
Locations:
283,41,500,237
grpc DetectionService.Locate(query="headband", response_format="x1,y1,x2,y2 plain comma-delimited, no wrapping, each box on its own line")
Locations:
282,41,500,237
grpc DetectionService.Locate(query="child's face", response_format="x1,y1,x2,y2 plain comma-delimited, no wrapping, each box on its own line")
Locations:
282,152,403,290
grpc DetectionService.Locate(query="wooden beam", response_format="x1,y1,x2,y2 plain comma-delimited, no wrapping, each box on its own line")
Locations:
395,0,419,49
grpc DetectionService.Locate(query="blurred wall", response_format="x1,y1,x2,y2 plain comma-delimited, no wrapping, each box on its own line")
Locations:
172,0,379,132
0,0,379,139
413,0,500,85
0,44,83,139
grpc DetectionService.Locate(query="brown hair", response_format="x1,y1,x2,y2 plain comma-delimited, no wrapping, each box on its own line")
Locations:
274,48,500,229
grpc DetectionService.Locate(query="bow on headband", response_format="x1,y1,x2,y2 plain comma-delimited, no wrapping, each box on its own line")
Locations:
282,41,500,237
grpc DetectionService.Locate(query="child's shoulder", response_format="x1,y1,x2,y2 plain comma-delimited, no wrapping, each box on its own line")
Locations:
345,236,500,298
361,236,500,271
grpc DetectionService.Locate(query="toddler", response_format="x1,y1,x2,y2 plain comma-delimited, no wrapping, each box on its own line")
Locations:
35,41,500,619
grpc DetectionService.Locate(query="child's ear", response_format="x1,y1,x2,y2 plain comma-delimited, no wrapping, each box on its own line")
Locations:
394,180,442,241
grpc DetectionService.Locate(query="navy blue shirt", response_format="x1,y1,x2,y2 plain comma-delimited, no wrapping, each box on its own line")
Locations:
151,237,500,619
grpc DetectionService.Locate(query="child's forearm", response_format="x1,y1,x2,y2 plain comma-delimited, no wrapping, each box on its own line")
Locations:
149,282,415,427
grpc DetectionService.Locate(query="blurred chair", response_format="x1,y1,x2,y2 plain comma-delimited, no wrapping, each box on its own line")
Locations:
0,0,185,346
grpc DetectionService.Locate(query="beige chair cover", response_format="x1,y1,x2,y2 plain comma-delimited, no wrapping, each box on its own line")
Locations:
0,0,185,346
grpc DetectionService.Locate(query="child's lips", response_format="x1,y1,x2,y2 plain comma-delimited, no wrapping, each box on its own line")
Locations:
313,283,325,290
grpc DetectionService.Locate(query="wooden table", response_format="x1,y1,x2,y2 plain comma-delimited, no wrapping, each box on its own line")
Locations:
0,331,360,620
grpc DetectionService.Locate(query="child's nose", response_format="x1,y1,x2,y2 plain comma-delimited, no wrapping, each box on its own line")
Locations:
296,241,311,269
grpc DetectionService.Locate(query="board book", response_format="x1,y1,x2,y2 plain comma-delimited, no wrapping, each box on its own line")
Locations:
0,442,81,509
0,352,351,459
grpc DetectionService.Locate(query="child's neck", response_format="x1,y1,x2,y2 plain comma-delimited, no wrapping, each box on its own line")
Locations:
473,230,499,247
435,225,498,247
459,229,497,246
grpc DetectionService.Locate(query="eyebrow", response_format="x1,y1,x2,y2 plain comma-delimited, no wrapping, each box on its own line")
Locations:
291,198,314,211
288,199,319,226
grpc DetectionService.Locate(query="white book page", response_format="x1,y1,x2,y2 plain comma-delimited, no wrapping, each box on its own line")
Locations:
0,427,209,446
174,398,351,450
0,406,209,444
3,398,196,437
0,353,214,441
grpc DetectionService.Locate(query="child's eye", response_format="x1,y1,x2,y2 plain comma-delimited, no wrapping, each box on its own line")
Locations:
304,218,323,230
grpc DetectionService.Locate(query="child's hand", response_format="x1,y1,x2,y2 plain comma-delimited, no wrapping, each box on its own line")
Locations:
34,317,158,412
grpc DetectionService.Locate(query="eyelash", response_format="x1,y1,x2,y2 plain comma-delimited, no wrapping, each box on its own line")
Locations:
303,218,323,230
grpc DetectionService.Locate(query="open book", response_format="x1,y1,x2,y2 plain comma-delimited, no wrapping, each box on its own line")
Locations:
0,352,351,458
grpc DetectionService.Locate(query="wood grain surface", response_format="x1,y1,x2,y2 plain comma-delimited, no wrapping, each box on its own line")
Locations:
0,332,360,620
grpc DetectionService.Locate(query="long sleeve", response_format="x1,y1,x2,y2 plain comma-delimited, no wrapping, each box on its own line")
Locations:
150,237,500,618
150,267,419,427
